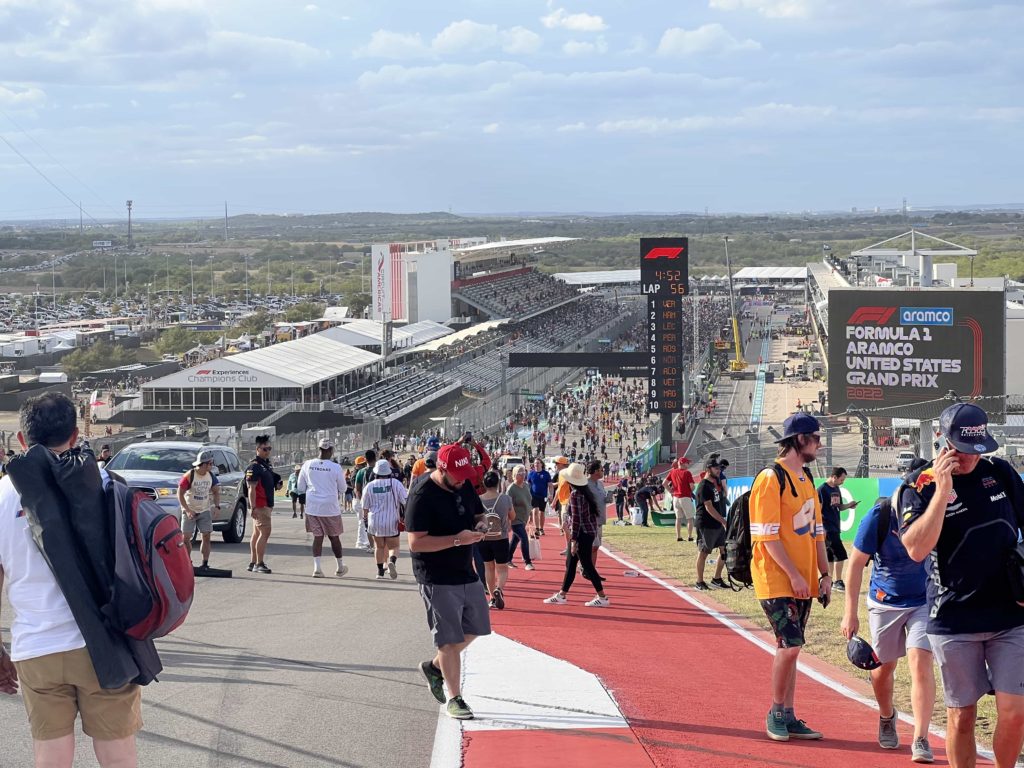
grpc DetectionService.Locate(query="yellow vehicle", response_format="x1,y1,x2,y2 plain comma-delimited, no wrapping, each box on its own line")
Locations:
723,236,747,372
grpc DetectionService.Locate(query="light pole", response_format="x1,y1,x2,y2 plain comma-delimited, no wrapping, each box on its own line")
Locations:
146,283,151,326
113,252,117,299
125,200,133,249
165,254,170,319
244,256,250,306
266,257,271,296
290,254,295,297
51,258,56,312
189,258,194,313
210,255,215,299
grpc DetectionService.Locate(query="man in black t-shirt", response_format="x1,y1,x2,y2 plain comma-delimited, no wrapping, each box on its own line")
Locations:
695,459,728,591
901,403,1024,768
406,443,488,722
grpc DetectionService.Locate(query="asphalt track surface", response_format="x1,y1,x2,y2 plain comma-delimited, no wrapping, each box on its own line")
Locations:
1,507,440,767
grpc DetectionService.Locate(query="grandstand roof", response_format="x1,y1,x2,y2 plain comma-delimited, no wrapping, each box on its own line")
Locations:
454,237,578,254
321,319,452,349
733,267,808,280
143,333,382,390
554,269,640,286
403,319,510,354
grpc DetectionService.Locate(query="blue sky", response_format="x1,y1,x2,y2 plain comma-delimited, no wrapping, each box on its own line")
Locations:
0,0,1021,219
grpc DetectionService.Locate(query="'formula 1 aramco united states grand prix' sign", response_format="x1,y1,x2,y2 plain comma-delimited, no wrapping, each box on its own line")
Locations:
827,288,1006,420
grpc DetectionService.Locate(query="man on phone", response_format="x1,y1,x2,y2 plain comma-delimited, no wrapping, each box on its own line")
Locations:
407,443,489,721
901,403,1024,768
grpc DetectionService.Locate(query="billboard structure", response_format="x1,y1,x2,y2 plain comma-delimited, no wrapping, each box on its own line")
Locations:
827,288,1006,420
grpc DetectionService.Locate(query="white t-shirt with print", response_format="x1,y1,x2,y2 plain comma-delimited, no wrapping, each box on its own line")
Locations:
298,459,347,517
0,474,87,662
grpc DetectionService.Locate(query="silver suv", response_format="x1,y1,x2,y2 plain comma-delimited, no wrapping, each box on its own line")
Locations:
105,441,248,543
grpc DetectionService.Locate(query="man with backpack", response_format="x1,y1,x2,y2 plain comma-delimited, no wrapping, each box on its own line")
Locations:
900,403,1024,768
841,494,935,762
177,450,222,571
749,412,830,743
0,393,157,767
694,458,729,591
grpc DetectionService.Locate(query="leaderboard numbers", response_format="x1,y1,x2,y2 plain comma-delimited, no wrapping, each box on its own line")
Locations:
640,237,689,415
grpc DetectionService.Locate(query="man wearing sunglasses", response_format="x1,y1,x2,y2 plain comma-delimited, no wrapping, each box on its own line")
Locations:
406,443,488,721
901,403,1024,768
750,412,830,743
245,434,281,574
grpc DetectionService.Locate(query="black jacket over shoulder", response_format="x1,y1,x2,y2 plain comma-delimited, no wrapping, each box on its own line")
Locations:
6,444,162,688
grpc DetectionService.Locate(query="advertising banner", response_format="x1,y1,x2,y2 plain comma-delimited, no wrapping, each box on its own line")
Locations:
827,288,1006,420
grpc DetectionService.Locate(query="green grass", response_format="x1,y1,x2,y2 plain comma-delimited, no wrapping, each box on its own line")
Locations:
604,521,1007,754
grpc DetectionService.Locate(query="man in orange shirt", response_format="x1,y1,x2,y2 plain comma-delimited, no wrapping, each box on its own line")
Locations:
749,413,830,743
552,456,571,555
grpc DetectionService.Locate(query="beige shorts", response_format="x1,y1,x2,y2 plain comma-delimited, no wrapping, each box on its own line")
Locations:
15,647,143,741
305,514,343,537
673,497,696,521
251,506,272,528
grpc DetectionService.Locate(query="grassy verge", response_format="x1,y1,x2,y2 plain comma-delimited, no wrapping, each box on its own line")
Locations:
603,521,1006,754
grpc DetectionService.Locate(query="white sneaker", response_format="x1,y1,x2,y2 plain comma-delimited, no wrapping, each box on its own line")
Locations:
335,564,349,577
544,592,568,604
585,596,610,607
375,572,386,580
388,561,398,580
312,568,324,578
525,564,535,571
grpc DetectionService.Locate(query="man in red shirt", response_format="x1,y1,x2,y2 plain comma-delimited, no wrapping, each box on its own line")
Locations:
664,457,696,542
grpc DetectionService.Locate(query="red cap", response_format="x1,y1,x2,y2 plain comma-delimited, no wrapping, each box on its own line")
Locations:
677,457,691,466
437,443,476,484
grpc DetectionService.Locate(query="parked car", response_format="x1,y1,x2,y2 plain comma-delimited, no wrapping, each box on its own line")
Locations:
896,450,918,472
105,440,248,543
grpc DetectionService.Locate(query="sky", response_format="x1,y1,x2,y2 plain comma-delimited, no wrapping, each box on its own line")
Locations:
0,0,1022,220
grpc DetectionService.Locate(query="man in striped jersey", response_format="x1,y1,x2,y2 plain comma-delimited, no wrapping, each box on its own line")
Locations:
361,459,408,580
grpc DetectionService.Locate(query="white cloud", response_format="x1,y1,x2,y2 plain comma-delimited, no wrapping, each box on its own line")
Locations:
657,24,760,56
501,26,542,54
563,37,608,56
0,84,45,107
358,21,542,59
483,122,500,133
355,29,430,59
433,20,500,54
541,7,608,32
597,103,835,133
709,0,818,18
557,122,587,131
304,3,318,10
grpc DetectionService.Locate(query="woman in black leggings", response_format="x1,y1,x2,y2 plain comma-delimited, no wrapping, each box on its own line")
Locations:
543,462,610,607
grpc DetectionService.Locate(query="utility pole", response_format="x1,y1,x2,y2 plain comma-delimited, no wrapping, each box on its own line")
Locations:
126,200,133,248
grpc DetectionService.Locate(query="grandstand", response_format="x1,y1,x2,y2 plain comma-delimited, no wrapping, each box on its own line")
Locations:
452,268,581,319
334,368,461,424
451,337,560,394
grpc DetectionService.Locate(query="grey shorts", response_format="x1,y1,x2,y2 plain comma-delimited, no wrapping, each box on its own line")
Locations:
698,525,726,554
928,625,1024,708
419,581,492,648
868,602,931,664
181,510,213,536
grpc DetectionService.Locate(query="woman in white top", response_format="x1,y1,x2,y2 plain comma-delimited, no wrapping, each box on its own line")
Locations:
361,459,408,580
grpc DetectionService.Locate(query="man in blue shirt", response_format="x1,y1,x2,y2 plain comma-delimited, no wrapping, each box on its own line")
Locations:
817,467,858,592
526,459,552,538
841,496,934,762
901,403,1024,768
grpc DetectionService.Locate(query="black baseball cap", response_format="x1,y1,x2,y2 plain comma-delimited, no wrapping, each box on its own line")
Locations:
847,635,882,671
775,412,821,443
939,403,998,455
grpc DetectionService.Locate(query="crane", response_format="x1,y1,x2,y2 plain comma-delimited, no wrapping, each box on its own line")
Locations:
723,236,747,372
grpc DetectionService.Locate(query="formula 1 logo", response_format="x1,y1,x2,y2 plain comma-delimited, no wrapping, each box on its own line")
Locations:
643,247,685,260
847,307,896,324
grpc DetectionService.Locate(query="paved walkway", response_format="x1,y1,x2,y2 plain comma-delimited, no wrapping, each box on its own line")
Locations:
432,525,982,768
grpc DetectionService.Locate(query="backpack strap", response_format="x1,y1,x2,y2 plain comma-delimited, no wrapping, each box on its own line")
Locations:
771,463,799,498
874,497,893,556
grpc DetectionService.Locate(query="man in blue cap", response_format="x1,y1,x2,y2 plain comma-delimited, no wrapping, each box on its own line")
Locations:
901,403,1024,768
749,411,830,743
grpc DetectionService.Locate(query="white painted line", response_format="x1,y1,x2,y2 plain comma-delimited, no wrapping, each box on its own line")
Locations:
429,707,463,768
599,546,1004,765
461,633,628,732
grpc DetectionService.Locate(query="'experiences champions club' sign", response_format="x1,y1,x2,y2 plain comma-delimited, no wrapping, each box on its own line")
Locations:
827,288,1006,420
